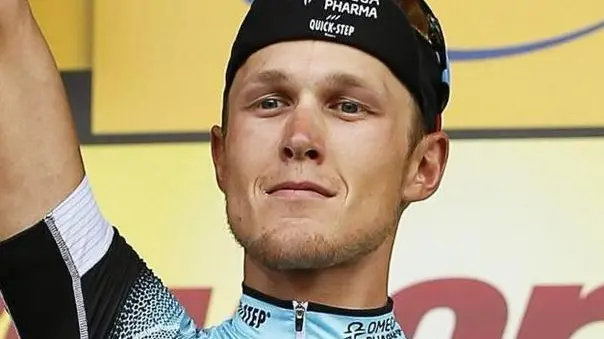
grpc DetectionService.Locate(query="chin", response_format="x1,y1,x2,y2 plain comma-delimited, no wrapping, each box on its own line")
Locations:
230,218,391,271
258,229,341,270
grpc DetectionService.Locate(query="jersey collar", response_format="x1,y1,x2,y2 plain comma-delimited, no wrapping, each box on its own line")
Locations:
232,285,407,339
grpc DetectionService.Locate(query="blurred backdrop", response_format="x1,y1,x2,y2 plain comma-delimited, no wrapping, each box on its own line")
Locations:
1,0,603,338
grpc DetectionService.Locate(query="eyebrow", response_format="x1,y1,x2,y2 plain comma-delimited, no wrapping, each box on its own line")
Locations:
324,72,372,90
246,69,382,94
246,69,293,87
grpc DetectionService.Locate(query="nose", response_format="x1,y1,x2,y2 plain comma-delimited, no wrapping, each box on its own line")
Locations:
279,107,325,164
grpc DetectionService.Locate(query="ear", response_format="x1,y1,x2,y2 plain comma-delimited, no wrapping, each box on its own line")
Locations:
210,125,227,193
402,131,449,203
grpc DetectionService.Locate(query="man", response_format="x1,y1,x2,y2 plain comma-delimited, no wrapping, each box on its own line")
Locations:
0,0,451,338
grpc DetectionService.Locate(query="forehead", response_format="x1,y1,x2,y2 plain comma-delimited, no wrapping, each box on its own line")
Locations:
232,40,410,98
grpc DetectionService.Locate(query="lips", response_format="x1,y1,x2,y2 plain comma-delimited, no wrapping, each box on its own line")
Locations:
265,181,336,198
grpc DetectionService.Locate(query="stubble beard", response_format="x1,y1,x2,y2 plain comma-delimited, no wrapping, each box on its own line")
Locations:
227,209,398,271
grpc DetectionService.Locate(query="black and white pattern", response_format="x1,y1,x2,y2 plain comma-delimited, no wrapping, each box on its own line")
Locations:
108,268,196,339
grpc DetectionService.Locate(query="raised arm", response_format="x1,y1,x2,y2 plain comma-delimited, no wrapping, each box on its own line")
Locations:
0,2,203,338
0,0,83,241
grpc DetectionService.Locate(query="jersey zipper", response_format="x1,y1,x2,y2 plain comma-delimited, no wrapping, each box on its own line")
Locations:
293,301,308,339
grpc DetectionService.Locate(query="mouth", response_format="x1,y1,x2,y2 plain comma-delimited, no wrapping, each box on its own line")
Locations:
265,181,336,199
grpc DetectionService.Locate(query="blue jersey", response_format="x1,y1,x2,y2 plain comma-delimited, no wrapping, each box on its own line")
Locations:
0,177,407,339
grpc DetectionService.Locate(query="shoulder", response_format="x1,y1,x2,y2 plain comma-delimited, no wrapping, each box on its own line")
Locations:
107,266,239,339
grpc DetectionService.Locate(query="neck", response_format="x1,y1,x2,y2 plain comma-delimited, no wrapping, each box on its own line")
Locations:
242,237,394,309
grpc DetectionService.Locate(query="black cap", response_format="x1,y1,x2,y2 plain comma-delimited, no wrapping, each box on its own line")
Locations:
223,0,444,132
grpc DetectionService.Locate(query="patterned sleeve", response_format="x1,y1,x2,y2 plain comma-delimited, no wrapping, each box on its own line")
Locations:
0,177,201,339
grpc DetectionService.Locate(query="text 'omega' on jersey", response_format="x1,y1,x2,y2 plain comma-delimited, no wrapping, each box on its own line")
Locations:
343,316,404,339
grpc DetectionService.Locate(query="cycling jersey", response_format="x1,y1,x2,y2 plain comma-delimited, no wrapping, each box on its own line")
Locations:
0,177,407,339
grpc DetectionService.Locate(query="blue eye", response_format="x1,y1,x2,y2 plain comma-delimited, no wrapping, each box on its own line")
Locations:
338,101,361,114
258,98,283,110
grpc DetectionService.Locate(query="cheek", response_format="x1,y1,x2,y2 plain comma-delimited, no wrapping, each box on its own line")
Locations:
222,117,280,193
228,113,281,154
332,124,407,210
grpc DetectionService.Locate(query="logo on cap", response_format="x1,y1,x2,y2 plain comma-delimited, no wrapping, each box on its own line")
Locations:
306,0,383,38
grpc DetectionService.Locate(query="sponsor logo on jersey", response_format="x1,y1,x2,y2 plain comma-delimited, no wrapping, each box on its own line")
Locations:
344,321,366,339
343,317,403,339
237,302,271,329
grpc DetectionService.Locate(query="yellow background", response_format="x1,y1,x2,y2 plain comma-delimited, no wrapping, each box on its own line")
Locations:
436,0,604,128
30,0,604,133
2,0,604,338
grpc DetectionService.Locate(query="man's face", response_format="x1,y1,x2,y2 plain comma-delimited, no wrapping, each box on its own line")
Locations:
211,40,447,270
